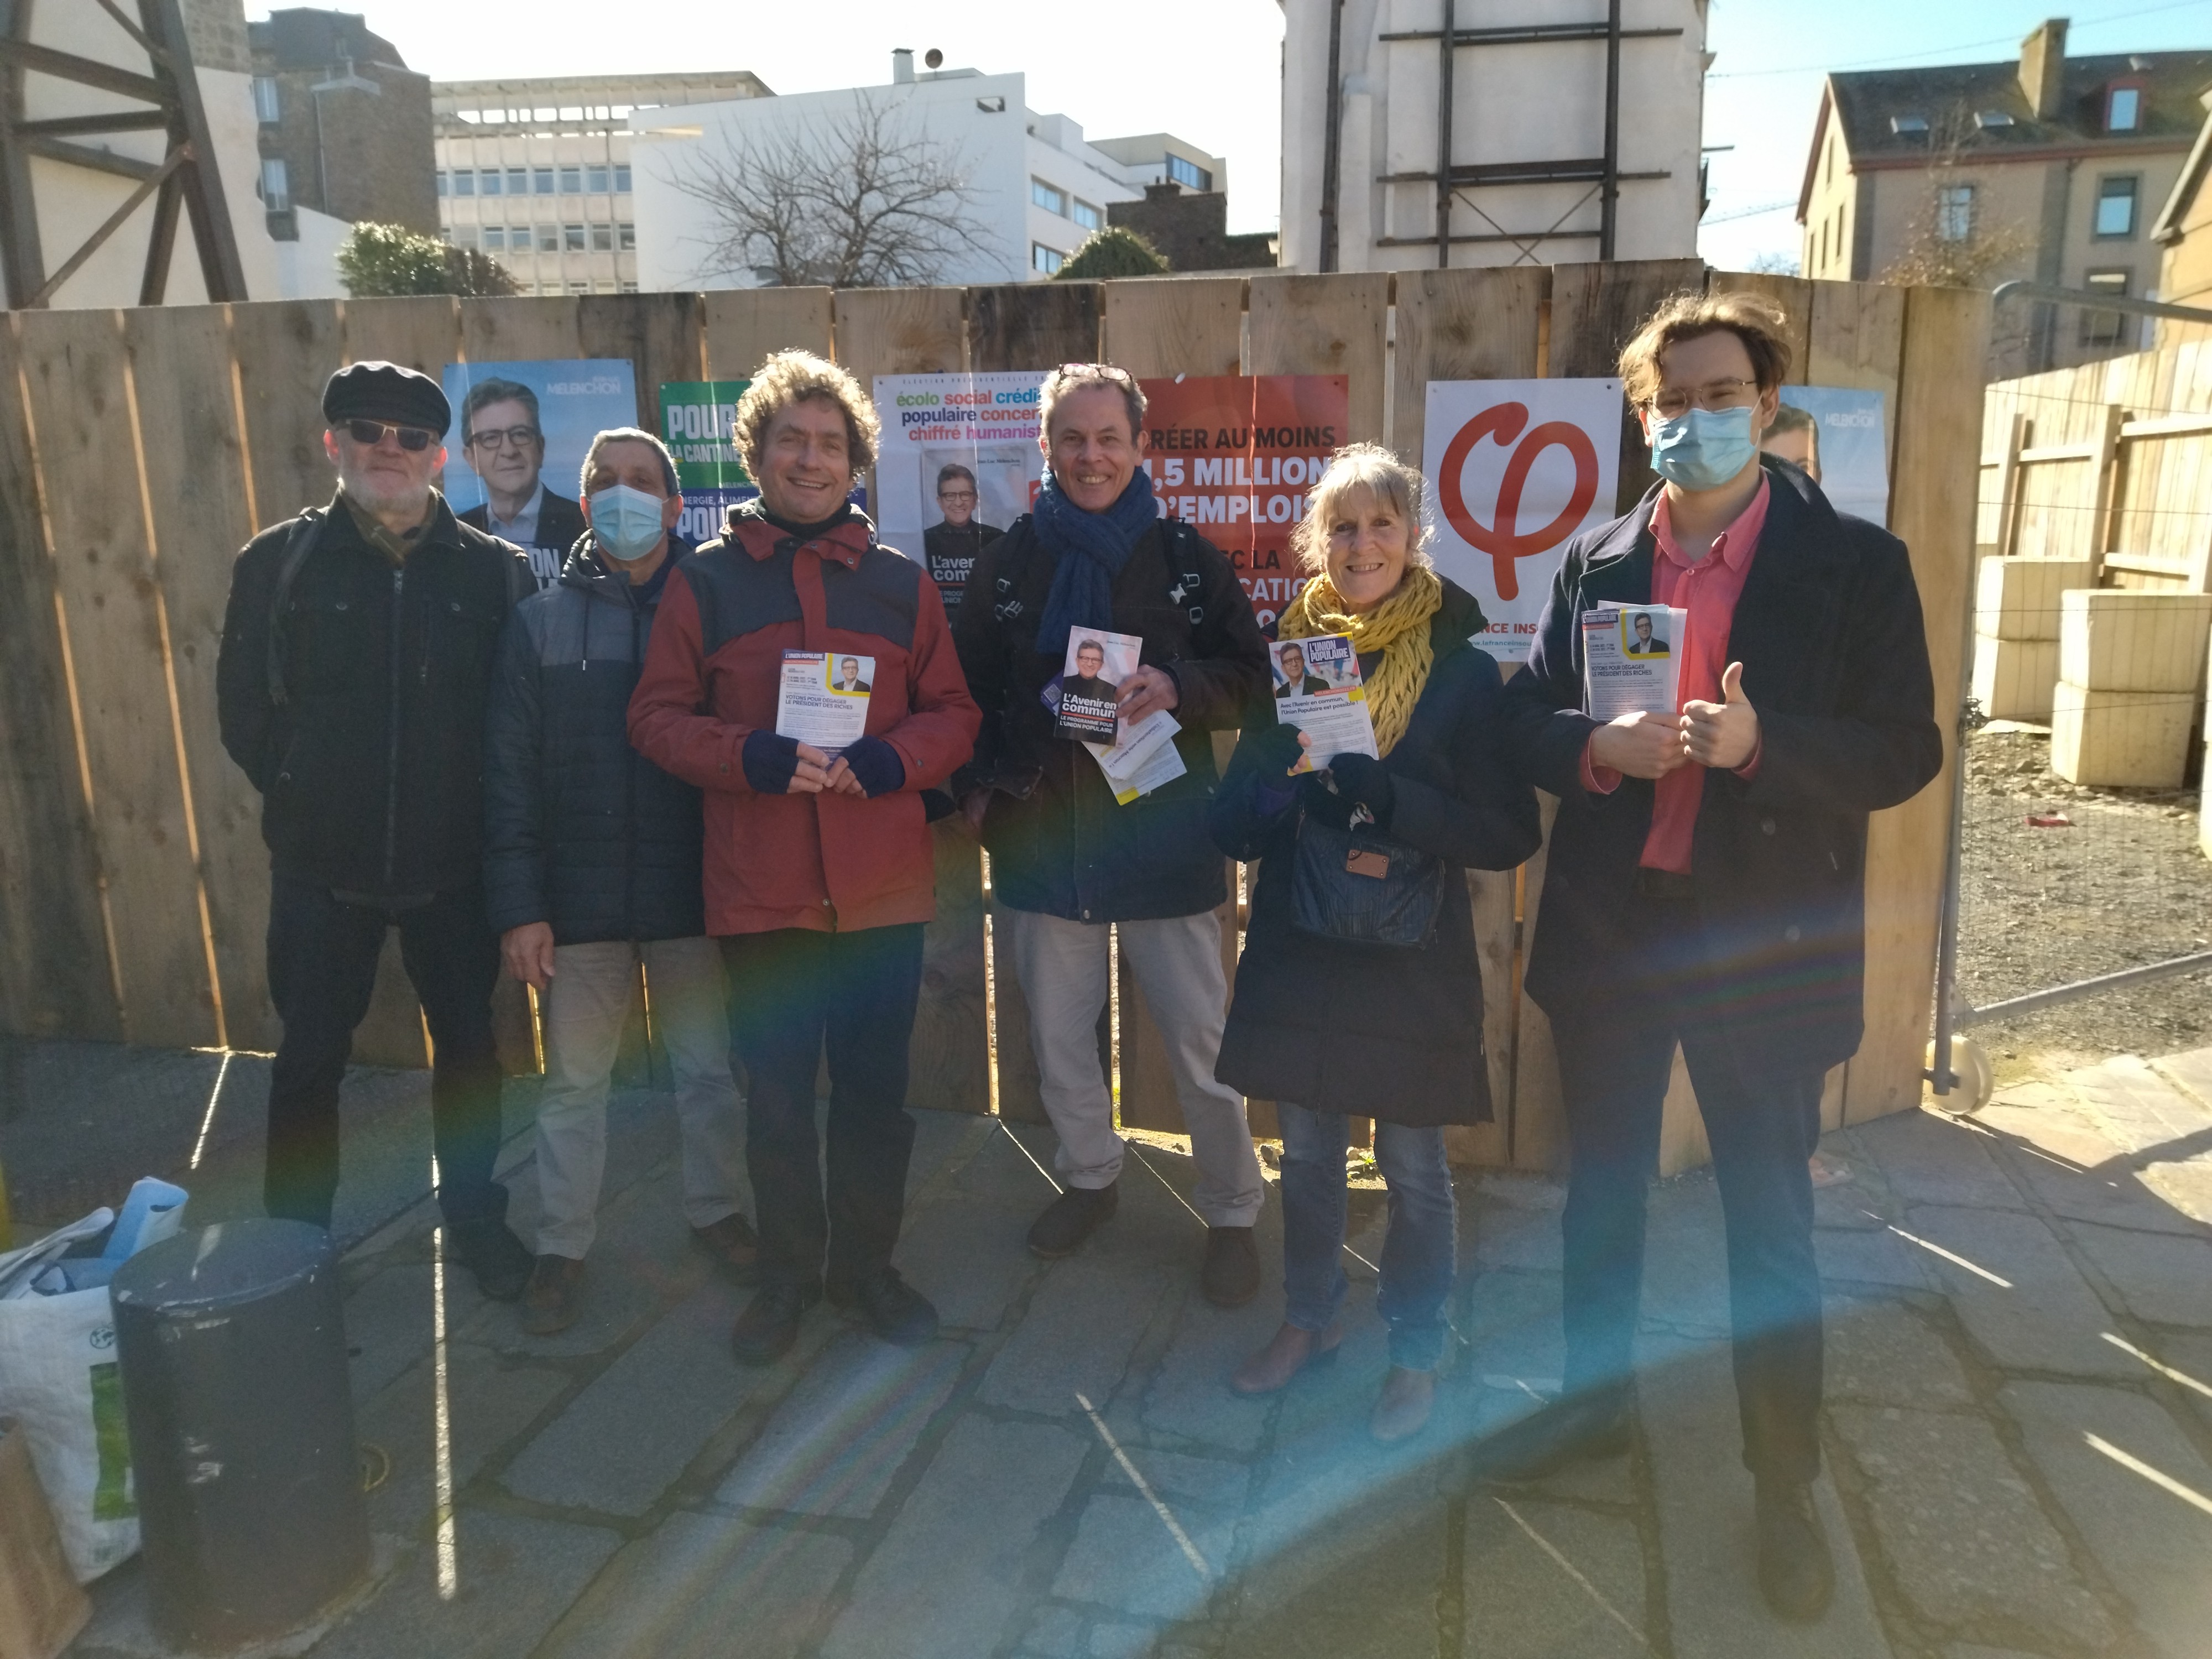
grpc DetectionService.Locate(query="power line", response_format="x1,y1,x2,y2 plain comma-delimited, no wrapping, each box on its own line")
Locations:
1708,0,2212,80
1704,197,1800,223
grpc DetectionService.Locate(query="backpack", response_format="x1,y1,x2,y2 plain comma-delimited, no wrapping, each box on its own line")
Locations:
990,515,1211,631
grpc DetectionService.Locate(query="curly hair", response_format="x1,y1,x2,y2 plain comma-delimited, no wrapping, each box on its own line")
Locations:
1288,443,1435,577
1617,289,1794,408
733,350,880,481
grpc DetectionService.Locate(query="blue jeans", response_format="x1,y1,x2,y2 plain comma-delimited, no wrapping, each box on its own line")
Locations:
1277,1103,1458,1371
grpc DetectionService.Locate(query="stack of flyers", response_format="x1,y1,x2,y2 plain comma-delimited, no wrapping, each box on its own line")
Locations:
1579,606,1684,721
1052,629,1134,743
1086,708,1187,805
1270,634,1378,774
776,650,873,755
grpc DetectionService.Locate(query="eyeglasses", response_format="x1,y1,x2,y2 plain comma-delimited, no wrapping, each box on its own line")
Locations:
466,424,542,451
937,489,978,503
344,419,437,452
1646,379,1759,420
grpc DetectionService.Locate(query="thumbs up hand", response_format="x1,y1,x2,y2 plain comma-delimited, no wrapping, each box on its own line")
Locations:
1682,661,1759,770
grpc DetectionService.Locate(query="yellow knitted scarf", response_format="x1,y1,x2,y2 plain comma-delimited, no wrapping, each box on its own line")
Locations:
1278,565,1443,757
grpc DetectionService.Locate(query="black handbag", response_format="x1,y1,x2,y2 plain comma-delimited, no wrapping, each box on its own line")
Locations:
1287,810,1446,949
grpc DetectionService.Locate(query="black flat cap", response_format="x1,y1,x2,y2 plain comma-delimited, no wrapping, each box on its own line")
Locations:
322,360,451,435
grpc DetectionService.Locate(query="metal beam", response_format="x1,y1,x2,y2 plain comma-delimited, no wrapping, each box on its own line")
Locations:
25,142,183,306
1434,0,1454,270
1378,229,1601,246
139,164,180,304
18,134,162,181
149,0,244,301
0,0,43,305
1990,279,2212,326
1599,0,1621,259
1380,23,1681,44
0,39,164,106
1381,164,1670,186
14,110,169,138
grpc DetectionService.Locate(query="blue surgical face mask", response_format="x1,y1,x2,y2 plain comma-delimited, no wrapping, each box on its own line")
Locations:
1648,404,1759,493
587,483,667,561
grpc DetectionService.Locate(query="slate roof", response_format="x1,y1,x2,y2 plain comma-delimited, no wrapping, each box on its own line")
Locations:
1826,50,2212,164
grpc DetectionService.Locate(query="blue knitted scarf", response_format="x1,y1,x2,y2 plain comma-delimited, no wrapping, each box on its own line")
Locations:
1032,466,1158,656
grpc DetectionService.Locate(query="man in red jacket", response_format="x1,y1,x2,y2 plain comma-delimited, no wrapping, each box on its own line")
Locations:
629,351,980,1361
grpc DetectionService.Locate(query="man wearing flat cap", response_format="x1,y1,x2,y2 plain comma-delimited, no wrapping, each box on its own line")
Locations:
217,361,538,1297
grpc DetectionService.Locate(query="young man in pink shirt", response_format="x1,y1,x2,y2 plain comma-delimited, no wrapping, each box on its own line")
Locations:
1486,293,1942,1623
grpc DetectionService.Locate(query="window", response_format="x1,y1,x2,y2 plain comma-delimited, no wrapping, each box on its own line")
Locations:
620,280,639,293
559,166,582,193
479,168,501,196
436,169,448,197
482,226,505,252
591,223,613,251
568,281,589,295
614,165,632,192
534,166,554,194
1890,114,1929,136
538,225,560,252
1936,184,1974,243
2095,175,2138,239
259,157,289,211
618,222,637,250
1031,178,1066,215
2106,85,2142,132
587,165,610,193
1032,242,1064,275
507,167,528,195
564,223,586,251
452,168,475,196
1071,199,1101,232
2081,269,2132,346
252,75,280,124
1166,154,1212,191
448,225,476,250
1974,109,2015,130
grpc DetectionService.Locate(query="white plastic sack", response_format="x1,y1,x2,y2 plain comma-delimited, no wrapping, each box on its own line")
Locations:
0,1178,186,1582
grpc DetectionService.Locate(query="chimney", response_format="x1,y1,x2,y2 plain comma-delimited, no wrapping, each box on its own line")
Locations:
2020,18,2067,121
891,48,915,85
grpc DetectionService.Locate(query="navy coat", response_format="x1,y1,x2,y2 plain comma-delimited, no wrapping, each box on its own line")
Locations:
1503,459,1942,1078
483,534,707,944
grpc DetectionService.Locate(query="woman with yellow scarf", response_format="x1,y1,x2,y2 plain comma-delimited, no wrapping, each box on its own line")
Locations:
1209,444,1540,1442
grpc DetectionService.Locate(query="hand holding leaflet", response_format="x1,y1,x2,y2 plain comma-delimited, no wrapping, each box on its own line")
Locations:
1270,634,1378,774
1580,606,1685,722
777,651,873,757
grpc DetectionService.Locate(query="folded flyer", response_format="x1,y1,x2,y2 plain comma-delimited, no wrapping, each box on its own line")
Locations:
1085,708,1187,805
1053,628,1139,744
1580,606,1684,721
1270,634,1378,774
776,650,873,755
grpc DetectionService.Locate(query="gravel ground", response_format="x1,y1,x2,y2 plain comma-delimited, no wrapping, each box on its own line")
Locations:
1958,727,2212,1079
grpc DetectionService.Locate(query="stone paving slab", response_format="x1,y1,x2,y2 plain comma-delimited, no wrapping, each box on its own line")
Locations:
1462,1496,1649,1659
2064,1222,2212,1328
1900,1204,2137,1378
1824,1296,1976,1409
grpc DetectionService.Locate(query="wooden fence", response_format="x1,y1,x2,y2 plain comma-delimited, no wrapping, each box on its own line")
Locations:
0,264,1986,1174
1979,338,2212,589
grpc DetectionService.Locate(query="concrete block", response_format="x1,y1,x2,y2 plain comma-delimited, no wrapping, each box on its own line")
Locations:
1969,632,2059,721
2051,679,2195,788
2058,588,2212,692
1975,556,2093,641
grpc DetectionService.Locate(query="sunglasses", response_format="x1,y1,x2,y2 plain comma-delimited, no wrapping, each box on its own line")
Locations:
344,419,437,452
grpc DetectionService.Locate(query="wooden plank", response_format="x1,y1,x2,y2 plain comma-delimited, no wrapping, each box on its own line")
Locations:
1546,259,1706,513
1390,265,1548,463
0,320,114,1041
457,295,583,366
577,290,705,429
966,281,1103,373
229,299,343,535
1707,270,1815,382
341,295,460,377
15,309,215,1050
1246,272,1390,445
1100,278,1245,379
831,287,967,380
123,304,272,1052
705,287,834,378
2088,402,2125,581
1843,283,1989,1126
1803,280,1905,480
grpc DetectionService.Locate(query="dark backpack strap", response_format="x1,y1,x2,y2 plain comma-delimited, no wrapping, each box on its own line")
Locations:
689,542,724,659
990,521,1040,625
264,509,326,708
1162,517,1206,627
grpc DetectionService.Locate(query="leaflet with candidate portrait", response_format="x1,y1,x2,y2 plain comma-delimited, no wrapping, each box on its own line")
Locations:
1580,606,1684,722
776,650,873,755
1052,628,1139,744
1269,634,1378,774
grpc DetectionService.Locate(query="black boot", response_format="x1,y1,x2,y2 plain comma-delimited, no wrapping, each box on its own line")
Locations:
1755,1479,1835,1622
828,1265,940,1347
1472,1388,1631,1484
1027,1182,1118,1258
731,1281,820,1364
448,1216,533,1302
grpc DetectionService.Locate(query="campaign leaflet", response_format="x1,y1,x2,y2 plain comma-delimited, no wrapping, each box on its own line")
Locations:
1052,628,1138,744
1086,708,1187,806
1580,606,1684,722
776,651,873,756
1269,634,1378,774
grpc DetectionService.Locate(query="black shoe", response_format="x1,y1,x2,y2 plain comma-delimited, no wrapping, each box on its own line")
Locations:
1755,1479,1835,1623
1027,1182,1118,1258
1472,1390,1632,1484
731,1281,820,1364
448,1217,533,1302
827,1265,940,1347
1199,1225,1261,1307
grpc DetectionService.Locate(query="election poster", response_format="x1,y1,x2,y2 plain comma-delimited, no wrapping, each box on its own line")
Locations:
659,379,754,545
1422,379,1624,662
872,371,1045,611
1137,374,1348,633
1766,387,1890,528
442,359,638,588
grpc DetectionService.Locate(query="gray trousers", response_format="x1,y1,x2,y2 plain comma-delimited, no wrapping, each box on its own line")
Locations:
534,936,744,1259
1005,908,1264,1228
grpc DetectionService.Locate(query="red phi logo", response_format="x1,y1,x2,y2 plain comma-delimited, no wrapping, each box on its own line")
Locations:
1438,403,1601,601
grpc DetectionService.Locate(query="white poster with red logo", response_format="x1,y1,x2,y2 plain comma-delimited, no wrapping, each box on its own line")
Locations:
1422,379,1624,662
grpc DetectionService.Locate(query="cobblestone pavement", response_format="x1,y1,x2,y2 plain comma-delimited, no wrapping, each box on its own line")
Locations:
33,1044,2212,1659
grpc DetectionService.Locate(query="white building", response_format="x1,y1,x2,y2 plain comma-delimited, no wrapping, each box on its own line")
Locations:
434,74,772,297
628,54,1229,290
1279,0,1709,273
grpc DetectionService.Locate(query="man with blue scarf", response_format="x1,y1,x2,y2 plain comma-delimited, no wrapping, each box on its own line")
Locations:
951,364,1271,1305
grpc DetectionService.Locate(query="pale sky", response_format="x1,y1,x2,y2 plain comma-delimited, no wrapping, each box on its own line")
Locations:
283,0,2212,263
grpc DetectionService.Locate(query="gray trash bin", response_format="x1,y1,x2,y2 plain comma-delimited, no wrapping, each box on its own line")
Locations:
110,1219,369,1650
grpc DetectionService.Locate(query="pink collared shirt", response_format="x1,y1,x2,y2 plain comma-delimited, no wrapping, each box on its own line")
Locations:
1581,476,1768,874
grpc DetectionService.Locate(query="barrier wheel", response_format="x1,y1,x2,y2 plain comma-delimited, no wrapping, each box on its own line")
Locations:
1924,1034,1995,1114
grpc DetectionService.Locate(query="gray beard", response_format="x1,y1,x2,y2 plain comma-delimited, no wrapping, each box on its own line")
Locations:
337,460,432,521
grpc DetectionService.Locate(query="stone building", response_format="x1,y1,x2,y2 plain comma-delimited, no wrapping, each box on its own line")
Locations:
248,8,436,243
1107,184,1276,272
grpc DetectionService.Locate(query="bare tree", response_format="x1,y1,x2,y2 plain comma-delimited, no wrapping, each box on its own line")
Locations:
662,92,987,288
1879,105,2034,290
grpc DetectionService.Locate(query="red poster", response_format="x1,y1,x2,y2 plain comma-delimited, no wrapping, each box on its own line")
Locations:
1138,375,1349,632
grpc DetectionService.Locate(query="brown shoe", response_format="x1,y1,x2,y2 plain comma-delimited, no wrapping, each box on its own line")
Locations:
1370,1366,1435,1444
1232,1321,1343,1395
521,1255,585,1336
692,1213,762,1284
1199,1225,1261,1307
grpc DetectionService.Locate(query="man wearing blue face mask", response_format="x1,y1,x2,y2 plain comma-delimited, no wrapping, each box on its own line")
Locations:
483,427,753,1335
1487,292,1942,1624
